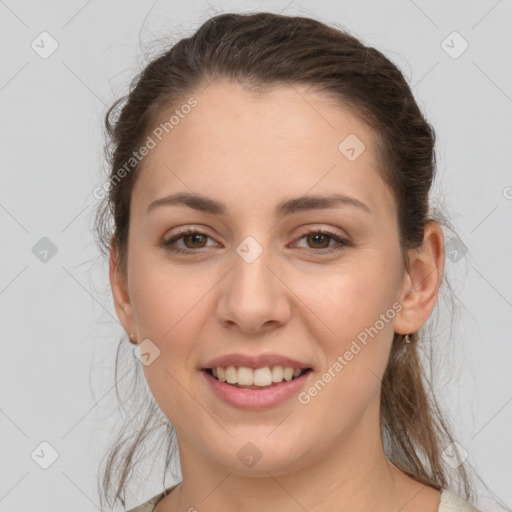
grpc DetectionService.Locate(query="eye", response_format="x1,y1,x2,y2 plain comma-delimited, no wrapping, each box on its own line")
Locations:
161,228,218,254
161,227,350,255
293,228,349,254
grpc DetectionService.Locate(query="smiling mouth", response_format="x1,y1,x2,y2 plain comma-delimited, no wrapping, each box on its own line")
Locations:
204,365,313,389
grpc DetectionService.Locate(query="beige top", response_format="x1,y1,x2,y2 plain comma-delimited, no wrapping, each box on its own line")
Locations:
127,485,481,512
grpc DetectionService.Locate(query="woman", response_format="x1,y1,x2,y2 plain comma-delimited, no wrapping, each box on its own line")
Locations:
95,11,482,512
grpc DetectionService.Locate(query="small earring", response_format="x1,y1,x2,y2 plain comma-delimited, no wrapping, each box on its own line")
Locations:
404,334,411,343
129,333,135,341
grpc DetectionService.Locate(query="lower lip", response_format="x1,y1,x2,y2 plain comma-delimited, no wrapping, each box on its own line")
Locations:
202,370,312,410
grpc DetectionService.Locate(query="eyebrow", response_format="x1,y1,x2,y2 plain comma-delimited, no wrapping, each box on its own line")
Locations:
146,192,372,216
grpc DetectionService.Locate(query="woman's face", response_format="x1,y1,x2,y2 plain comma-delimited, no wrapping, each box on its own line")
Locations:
113,81,414,475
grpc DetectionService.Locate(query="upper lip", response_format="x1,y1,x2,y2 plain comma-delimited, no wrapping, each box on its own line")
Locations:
202,353,312,370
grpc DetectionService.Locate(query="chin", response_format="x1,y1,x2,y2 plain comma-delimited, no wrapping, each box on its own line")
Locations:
206,439,309,476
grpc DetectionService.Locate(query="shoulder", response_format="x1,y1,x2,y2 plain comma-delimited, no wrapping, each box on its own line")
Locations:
438,489,482,512
126,484,179,512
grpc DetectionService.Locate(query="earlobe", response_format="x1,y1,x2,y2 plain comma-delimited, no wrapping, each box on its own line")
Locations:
109,244,136,338
394,221,445,335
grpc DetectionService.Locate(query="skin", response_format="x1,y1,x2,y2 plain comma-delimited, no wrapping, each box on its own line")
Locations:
110,81,445,512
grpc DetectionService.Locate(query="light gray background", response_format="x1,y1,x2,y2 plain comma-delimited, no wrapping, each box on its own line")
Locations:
1,1,511,511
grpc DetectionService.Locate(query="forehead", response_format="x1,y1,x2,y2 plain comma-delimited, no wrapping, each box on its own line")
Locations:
133,81,395,220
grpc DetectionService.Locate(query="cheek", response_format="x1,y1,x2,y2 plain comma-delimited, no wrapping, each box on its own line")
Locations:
132,264,204,425
296,254,399,406
130,255,209,337
128,259,211,414
297,256,400,343
296,280,395,442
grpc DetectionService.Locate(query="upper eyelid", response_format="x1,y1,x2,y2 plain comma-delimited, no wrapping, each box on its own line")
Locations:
165,225,345,239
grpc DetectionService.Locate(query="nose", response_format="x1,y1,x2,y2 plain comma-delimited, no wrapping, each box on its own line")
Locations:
216,243,292,335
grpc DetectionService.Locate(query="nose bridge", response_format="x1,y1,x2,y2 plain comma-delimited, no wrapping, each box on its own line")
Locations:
218,234,290,331
233,234,277,302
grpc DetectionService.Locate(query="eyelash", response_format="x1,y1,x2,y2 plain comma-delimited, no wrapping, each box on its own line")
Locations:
161,227,350,255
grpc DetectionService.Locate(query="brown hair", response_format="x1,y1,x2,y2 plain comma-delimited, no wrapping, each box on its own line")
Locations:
94,11,477,509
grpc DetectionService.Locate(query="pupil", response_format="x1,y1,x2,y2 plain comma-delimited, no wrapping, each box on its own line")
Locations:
186,234,205,248
309,233,329,248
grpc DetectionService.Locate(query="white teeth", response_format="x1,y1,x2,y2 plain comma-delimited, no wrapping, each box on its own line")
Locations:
225,365,237,384
237,366,254,386
271,365,284,382
253,367,272,386
283,367,294,381
211,365,306,386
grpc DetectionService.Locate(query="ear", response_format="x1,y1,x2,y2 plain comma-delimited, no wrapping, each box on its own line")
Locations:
394,221,445,335
109,242,137,344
